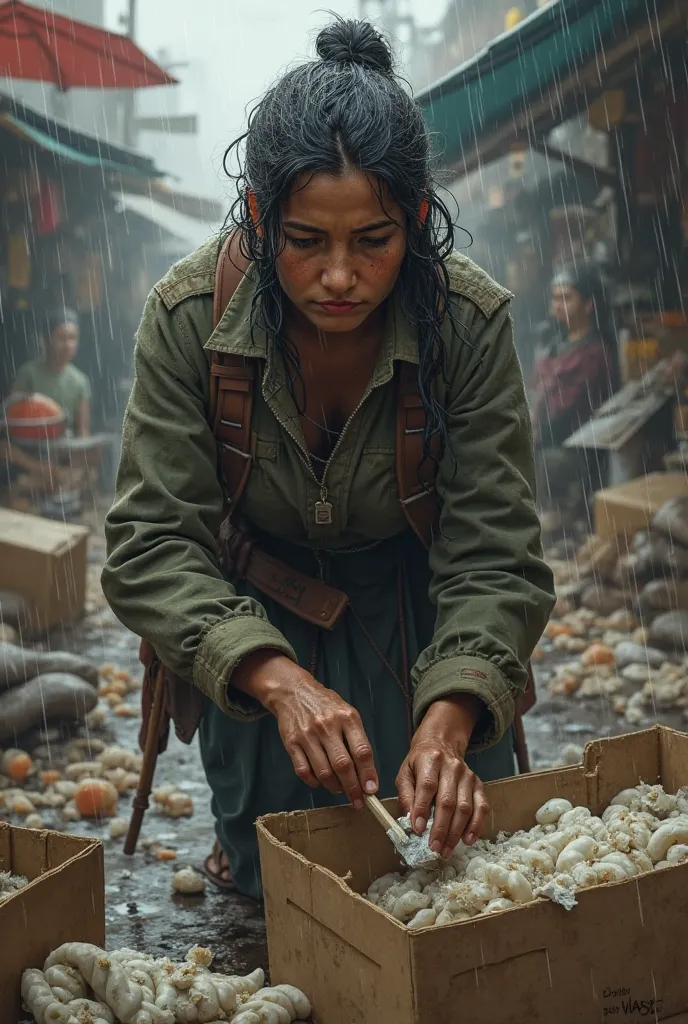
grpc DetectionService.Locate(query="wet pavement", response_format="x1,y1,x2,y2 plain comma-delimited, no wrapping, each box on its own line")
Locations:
49,604,270,978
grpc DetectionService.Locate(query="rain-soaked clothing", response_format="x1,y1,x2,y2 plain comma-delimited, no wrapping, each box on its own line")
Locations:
102,235,555,899
530,330,616,449
12,357,91,431
530,330,616,510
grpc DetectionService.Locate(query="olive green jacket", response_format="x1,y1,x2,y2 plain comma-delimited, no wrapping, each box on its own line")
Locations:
102,236,555,750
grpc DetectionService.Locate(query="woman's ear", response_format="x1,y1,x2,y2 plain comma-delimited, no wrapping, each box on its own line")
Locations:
248,190,263,236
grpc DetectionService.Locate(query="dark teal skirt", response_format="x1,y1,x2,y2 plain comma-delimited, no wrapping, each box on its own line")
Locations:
199,529,515,900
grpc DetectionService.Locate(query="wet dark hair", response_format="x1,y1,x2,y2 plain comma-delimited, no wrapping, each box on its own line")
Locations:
554,262,616,332
224,16,466,467
46,306,79,338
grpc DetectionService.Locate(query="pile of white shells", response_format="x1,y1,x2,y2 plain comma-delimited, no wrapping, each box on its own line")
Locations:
0,869,28,905
366,783,688,929
22,943,311,1024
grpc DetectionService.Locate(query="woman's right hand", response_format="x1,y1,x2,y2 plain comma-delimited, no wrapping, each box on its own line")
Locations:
232,650,379,808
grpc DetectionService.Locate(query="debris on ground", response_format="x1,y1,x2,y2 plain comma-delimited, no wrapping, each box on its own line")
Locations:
173,866,207,894
536,495,688,728
21,942,311,1023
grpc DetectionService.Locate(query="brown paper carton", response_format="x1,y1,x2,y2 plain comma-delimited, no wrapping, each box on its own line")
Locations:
0,823,104,1023
594,472,688,542
0,508,88,631
258,726,688,1024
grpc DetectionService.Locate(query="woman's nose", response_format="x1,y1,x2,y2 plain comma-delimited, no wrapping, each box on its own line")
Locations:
321,251,356,295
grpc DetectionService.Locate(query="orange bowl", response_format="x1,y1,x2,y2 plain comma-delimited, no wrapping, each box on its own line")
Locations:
4,393,67,441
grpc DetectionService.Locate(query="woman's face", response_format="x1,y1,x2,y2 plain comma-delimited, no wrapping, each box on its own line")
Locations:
550,283,591,333
276,169,407,334
49,322,79,367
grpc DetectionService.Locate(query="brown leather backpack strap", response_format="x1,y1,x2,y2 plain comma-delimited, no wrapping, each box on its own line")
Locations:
396,361,441,551
209,231,256,512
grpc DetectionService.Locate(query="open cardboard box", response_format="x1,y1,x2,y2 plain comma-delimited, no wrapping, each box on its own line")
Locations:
0,823,104,1024
0,508,89,632
594,472,688,543
258,726,688,1024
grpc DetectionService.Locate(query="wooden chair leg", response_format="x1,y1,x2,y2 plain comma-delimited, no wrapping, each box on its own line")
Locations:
124,666,166,855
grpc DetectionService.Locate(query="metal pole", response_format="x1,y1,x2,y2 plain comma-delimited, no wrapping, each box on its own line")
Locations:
122,0,138,148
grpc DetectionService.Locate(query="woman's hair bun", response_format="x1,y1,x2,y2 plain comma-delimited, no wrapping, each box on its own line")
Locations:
316,18,394,76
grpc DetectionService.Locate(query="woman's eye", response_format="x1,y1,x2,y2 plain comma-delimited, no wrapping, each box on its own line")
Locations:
362,235,392,248
287,236,320,249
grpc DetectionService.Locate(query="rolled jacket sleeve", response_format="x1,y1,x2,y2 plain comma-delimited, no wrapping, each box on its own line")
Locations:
101,289,296,719
411,301,555,749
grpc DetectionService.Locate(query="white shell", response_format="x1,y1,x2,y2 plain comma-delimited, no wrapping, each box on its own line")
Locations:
535,799,573,825
274,984,311,1019
610,788,642,810
483,898,514,913
558,807,592,828
665,844,688,865
391,890,431,923
407,907,438,929
601,852,637,877
506,870,533,904
647,822,688,863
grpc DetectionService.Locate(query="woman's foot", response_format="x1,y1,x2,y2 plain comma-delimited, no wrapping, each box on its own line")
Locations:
200,838,237,892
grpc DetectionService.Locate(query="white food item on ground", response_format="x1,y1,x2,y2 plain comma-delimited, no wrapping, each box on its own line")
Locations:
109,818,129,840
21,944,309,1024
365,782,688,928
172,867,207,894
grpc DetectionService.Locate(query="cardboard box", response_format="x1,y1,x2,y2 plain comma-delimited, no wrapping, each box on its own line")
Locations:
594,471,688,542
258,726,688,1024
0,508,88,630
0,823,104,1024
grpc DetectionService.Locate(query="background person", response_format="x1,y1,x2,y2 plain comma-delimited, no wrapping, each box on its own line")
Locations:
530,264,618,523
13,307,91,438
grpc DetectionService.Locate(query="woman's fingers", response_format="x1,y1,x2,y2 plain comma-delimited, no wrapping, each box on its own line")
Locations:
409,755,440,835
289,744,319,789
437,772,475,858
343,720,378,800
464,780,489,845
323,737,363,807
297,737,343,795
427,760,462,854
395,759,415,816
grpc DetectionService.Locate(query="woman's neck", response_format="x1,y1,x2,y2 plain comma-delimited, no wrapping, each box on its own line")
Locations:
568,323,591,344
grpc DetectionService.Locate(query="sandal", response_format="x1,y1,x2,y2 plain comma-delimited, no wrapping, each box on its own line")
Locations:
199,838,238,893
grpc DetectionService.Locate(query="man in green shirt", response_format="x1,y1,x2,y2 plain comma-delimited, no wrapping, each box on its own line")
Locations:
13,308,91,437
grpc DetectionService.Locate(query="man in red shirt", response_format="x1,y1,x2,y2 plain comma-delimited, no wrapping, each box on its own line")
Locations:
531,265,618,523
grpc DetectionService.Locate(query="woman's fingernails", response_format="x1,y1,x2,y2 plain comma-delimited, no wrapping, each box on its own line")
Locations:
414,817,427,833
430,840,442,854
441,846,452,859
465,832,475,845
365,781,377,793
354,799,364,810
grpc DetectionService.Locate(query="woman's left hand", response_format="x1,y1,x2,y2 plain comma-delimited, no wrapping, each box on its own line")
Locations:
396,695,489,859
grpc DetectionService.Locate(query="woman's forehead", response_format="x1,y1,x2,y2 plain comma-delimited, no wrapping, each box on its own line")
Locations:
282,170,400,224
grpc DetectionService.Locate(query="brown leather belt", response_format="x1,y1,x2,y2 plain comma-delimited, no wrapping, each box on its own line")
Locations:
220,520,536,714
221,520,349,630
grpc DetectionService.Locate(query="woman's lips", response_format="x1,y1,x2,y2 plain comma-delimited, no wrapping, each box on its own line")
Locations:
317,300,362,315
